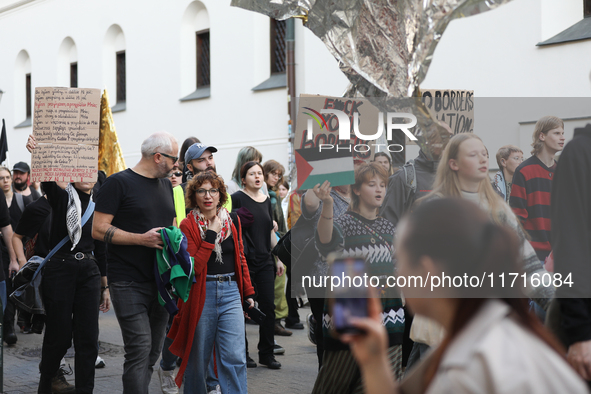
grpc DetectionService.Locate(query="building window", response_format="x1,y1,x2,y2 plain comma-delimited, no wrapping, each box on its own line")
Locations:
70,62,78,88
270,19,286,74
196,30,210,88
26,73,31,119
585,0,591,17
116,51,126,103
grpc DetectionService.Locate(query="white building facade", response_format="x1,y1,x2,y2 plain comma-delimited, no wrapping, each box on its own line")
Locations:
0,0,589,179
0,0,348,180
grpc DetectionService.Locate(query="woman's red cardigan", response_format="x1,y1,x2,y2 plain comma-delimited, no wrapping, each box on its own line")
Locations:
168,214,255,387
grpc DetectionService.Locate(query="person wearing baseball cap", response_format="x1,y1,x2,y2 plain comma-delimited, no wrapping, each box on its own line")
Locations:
184,143,218,179
12,162,39,198
12,161,30,173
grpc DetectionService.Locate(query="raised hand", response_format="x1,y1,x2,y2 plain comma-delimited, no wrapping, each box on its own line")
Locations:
312,180,333,203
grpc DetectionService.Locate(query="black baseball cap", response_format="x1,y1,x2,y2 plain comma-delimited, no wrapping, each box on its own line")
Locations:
13,162,31,173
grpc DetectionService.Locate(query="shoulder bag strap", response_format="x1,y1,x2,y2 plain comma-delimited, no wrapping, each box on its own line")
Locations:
30,199,95,282
14,192,25,212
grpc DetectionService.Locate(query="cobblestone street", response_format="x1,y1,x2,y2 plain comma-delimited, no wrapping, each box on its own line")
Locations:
2,306,317,394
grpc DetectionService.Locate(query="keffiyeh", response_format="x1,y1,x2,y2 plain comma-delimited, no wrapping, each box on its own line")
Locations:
65,183,82,250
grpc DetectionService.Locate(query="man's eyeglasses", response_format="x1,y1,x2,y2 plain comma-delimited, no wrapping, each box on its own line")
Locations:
195,188,219,197
153,152,179,163
170,172,183,178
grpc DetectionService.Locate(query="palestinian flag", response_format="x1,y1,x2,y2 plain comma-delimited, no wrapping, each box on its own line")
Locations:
296,146,355,190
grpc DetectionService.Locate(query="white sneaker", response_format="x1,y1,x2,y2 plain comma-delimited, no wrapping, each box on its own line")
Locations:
95,355,106,368
208,384,222,394
158,367,179,394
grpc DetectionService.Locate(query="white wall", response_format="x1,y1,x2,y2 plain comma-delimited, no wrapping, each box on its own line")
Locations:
1,0,588,180
417,0,591,164
423,0,591,97
0,0,348,181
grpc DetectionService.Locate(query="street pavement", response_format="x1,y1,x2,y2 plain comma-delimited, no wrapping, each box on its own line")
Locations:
1,306,318,393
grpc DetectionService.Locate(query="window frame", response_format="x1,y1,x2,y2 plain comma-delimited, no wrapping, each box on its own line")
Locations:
25,73,31,119
70,62,78,88
116,50,126,104
270,19,286,75
196,29,210,88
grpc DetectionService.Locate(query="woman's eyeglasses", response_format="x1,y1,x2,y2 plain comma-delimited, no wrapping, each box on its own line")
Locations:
170,172,183,177
196,188,219,197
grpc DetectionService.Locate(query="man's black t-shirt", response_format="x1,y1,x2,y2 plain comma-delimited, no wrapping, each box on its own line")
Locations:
95,169,175,283
15,196,51,258
231,191,273,267
0,192,11,281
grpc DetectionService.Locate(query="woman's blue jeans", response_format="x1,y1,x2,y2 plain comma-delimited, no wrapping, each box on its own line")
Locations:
184,276,247,394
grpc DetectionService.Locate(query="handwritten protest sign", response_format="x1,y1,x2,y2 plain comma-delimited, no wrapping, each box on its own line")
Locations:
295,94,384,189
405,89,474,145
295,94,382,162
32,87,101,182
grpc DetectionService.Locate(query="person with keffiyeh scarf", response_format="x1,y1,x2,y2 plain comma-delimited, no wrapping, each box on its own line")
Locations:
27,134,110,394
169,171,255,393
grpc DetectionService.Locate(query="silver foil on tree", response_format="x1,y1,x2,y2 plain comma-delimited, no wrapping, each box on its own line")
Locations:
232,0,514,159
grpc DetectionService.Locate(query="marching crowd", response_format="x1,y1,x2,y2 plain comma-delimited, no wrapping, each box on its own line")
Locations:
0,115,590,394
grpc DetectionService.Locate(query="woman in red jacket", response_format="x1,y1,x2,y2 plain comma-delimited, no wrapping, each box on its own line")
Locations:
168,172,255,393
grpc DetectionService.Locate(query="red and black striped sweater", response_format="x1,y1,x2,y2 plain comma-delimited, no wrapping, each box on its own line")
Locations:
509,155,556,261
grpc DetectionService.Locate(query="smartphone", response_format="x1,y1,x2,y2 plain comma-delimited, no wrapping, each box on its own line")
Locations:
243,300,266,325
328,253,368,335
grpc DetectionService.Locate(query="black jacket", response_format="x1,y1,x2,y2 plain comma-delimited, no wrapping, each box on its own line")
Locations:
379,150,438,227
552,124,591,345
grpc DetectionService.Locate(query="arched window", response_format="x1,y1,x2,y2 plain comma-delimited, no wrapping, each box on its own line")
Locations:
103,24,126,111
57,37,78,87
180,1,210,101
14,50,32,128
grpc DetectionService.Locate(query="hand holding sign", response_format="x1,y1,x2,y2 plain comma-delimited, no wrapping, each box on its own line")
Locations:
312,181,333,204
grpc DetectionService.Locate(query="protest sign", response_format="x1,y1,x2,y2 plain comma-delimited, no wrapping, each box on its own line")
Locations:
422,89,474,133
31,87,101,182
405,89,474,145
295,94,390,189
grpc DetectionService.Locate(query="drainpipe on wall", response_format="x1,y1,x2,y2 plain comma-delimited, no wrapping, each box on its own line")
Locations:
286,18,296,180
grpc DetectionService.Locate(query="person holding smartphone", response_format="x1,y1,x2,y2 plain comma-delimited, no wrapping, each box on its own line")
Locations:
312,162,405,394
341,198,587,394
168,171,255,393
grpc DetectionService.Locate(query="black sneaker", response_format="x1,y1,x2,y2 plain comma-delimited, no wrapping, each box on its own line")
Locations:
246,355,257,368
259,355,281,369
4,324,17,345
285,321,304,329
273,341,285,355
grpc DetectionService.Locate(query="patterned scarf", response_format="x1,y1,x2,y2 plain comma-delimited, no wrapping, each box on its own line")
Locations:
65,183,82,250
192,206,232,263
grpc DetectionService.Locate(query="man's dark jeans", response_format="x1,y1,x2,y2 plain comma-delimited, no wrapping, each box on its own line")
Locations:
40,257,101,394
110,280,169,394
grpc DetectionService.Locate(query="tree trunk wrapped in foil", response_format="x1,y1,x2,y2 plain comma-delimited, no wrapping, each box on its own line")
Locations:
231,0,514,159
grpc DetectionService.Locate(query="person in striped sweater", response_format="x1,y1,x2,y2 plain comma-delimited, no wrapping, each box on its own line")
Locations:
509,116,565,262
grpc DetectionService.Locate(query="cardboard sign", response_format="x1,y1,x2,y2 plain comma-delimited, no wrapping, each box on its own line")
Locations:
31,87,101,182
405,89,474,145
421,89,474,134
295,94,383,162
